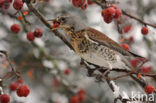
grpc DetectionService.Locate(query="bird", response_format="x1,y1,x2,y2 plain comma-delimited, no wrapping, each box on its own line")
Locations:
52,14,144,73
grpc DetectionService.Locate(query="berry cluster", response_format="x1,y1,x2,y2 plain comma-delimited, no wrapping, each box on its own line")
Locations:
27,28,43,42
0,78,30,103
101,5,122,23
72,0,93,10
70,89,86,103
9,78,30,97
0,0,23,10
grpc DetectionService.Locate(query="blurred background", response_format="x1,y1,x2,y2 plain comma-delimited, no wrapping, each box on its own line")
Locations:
0,0,156,103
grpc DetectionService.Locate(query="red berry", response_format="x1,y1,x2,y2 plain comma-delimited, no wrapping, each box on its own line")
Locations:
81,4,87,10
144,85,154,94
64,68,70,75
11,24,20,33
34,28,43,37
0,94,10,103
72,0,85,8
16,78,24,84
13,0,23,10
130,59,139,67
78,89,85,102
123,25,132,33
53,78,60,86
16,85,30,97
103,15,113,23
128,36,134,43
121,43,130,51
141,66,152,74
110,4,118,9
70,95,79,103
0,0,4,8
141,27,148,35
27,32,35,42
87,0,93,5
9,82,19,91
2,0,10,9
106,7,116,16
53,22,60,29
114,9,122,19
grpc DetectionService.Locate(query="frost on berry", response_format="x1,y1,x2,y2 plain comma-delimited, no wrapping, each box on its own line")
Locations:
16,85,30,97
121,43,130,51
13,0,23,10
0,94,10,103
144,84,154,94
9,82,19,91
34,28,43,37
27,32,35,42
114,9,122,19
11,24,21,33
141,27,148,35
102,5,122,23
70,95,79,103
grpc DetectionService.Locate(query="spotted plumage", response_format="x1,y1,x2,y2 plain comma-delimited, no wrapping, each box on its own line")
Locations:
52,14,144,70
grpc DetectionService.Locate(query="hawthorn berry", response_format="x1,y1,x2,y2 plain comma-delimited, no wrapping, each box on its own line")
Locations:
27,32,35,42
141,27,148,35
16,85,30,97
53,78,60,86
34,28,43,37
123,25,132,33
78,89,85,102
2,0,11,9
128,36,134,43
11,24,21,33
53,22,60,29
121,43,130,51
144,84,154,94
16,78,24,84
87,0,93,5
70,95,79,103
141,66,152,74
13,0,23,10
106,7,116,16
64,68,70,75
0,0,4,8
72,0,85,8
114,9,122,19
9,82,19,91
81,4,87,10
130,59,139,67
0,94,10,103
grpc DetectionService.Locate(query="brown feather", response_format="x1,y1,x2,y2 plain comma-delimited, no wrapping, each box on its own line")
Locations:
86,28,144,58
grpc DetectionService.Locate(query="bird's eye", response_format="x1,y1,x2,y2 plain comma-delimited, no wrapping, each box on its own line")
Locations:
60,17,65,22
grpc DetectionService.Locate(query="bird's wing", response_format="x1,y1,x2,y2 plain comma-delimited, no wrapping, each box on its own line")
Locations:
86,28,143,58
